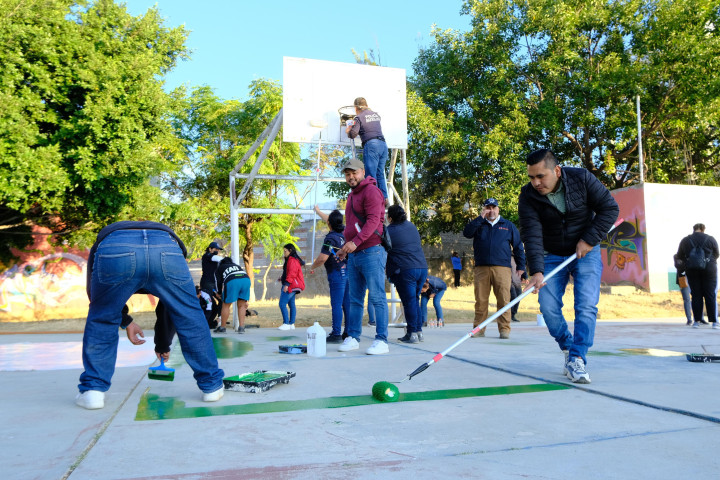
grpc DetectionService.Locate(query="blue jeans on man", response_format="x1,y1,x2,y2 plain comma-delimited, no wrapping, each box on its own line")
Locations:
391,268,428,333
420,288,446,326
327,267,349,336
346,245,388,342
79,229,224,394
538,247,602,364
278,290,298,325
363,138,389,200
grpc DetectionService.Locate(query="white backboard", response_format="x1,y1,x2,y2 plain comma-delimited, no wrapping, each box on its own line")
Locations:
283,57,407,149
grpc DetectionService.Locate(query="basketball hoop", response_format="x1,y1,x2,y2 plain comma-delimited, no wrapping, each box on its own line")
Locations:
338,105,356,126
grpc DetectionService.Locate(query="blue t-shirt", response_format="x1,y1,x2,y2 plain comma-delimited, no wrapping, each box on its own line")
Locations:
321,230,346,274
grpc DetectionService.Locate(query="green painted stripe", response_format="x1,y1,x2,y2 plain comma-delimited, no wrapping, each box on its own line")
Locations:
135,383,569,421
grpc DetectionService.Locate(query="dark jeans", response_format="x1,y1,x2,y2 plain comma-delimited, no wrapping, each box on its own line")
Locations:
327,267,349,336
509,284,522,316
390,268,428,333
453,269,461,288
686,266,718,323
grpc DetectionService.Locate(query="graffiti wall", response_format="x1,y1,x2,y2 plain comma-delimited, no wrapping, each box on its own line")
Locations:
0,227,156,323
601,185,648,289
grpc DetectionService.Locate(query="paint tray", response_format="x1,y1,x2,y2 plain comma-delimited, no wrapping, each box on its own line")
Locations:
686,353,720,363
279,344,307,354
223,371,296,393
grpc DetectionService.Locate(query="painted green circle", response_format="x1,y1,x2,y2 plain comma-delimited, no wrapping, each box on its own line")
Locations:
372,381,400,402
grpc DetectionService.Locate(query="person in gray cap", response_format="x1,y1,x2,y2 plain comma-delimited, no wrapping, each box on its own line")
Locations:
463,198,525,339
335,158,390,355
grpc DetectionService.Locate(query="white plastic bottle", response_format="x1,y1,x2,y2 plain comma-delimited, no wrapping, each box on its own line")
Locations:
306,321,326,357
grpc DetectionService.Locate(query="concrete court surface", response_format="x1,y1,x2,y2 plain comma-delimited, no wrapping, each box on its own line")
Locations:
1,319,719,480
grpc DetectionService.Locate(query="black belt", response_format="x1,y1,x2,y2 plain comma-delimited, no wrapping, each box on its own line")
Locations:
362,136,385,147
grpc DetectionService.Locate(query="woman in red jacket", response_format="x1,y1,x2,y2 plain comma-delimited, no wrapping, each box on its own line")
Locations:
278,243,305,330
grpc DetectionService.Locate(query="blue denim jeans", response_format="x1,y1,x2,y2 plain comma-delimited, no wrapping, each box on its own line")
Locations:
79,229,224,394
347,245,388,342
363,138,389,200
680,286,692,322
420,288,446,325
391,268,427,333
278,289,297,325
538,247,602,364
327,267,349,336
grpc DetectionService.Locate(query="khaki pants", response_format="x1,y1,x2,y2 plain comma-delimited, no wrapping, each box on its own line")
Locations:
473,265,512,334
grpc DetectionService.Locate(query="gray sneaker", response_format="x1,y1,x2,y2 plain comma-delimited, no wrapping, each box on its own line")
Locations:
565,356,591,384
417,332,424,342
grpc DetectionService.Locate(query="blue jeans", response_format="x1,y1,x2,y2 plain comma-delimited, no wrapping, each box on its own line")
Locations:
79,229,224,394
279,290,297,325
420,288,446,325
327,267,349,336
680,286,692,322
538,248,602,364
391,268,428,333
347,245,388,342
363,138,389,200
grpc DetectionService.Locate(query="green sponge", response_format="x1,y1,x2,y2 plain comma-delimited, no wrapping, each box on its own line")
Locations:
372,381,400,402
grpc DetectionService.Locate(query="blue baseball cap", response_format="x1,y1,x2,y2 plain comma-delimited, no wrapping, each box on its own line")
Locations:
483,198,499,207
208,241,224,250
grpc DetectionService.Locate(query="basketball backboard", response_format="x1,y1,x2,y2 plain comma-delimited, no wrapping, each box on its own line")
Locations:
283,57,408,149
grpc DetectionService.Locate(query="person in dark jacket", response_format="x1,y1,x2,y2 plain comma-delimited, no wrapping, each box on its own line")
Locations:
214,257,251,333
76,221,225,410
519,149,619,384
676,223,719,329
385,204,428,344
463,198,526,339
346,97,389,202
420,275,447,328
278,243,305,330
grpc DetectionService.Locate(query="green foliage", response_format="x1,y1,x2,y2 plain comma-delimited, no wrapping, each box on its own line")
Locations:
0,0,188,249
410,0,720,236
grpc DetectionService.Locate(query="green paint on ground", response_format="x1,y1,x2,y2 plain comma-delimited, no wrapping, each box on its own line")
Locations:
588,351,629,357
134,383,569,421
212,337,253,359
266,336,300,341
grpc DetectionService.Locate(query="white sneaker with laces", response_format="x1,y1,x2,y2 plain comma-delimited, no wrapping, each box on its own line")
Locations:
278,324,291,331
202,386,224,402
366,340,389,355
713,323,720,330
338,337,359,352
565,356,591,384
76,390,105,409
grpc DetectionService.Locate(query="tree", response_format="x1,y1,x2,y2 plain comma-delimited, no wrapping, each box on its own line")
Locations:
167,80,309,300
410,0,720,234
0,0,188,263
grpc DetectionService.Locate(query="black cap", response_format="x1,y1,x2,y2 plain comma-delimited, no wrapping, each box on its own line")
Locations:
209,241,224,250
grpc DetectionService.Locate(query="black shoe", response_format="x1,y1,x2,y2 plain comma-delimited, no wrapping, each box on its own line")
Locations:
511,316,520,322
341,332,349,340
686,320,693,326
399,333,419,344
699,319,710,325
397,333,412,342
214,326,226,333
326,334,343,344
236,326,245,333
368,320,376,326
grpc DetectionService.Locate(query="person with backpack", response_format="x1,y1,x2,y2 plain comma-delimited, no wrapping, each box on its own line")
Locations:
676,223,719,329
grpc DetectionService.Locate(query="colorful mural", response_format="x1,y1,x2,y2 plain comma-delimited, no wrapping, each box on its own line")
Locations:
601,186,649,289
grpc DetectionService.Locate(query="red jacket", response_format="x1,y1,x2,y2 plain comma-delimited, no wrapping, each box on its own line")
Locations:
344,176,385,251
282,256,305,292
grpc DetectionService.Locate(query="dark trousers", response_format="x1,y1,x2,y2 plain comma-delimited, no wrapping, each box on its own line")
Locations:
453,269,461,288
509,284,522,316
686,266,718,323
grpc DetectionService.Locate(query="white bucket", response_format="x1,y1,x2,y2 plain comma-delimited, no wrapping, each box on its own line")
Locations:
536,314,546,327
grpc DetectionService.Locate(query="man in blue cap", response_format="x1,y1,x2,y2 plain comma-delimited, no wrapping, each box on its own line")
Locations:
463,198,526,339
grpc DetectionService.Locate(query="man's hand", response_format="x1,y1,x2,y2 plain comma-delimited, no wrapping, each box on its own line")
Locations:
524,272,546,293
126,322,146,345
282,285,289,293
576,239,593,259
156,351,170,362
516,269,525,280
336,240,356,261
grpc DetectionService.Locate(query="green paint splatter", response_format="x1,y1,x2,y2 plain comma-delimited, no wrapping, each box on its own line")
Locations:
226,372,289,382
212,337,253,359
134,383,569,421
266,336,300,341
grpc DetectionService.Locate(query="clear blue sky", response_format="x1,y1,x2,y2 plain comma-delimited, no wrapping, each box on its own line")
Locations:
122,0,470,100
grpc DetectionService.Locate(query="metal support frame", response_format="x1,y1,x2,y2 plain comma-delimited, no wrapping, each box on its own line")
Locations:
228,106,411,330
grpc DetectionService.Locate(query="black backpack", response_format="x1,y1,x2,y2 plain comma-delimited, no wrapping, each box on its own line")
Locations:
685,238,710,270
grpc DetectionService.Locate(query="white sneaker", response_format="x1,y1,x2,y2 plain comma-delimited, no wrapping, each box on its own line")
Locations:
366,340,389,355
565,356,591,384
202,386,224,402
75,390,105,409
278,324,291,331
338,337,359,352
